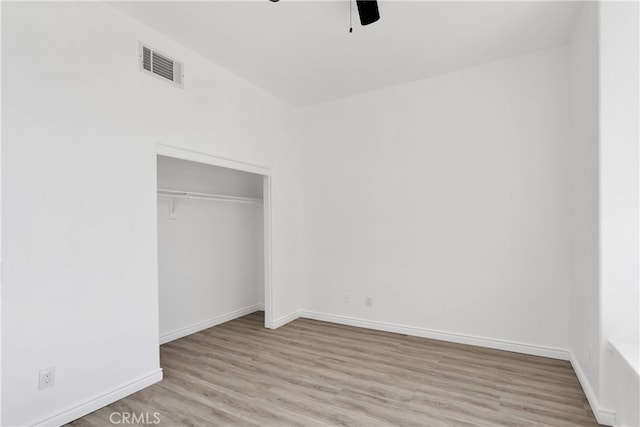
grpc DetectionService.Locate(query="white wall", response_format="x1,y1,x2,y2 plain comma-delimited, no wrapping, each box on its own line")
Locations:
598,0,640,415
297,47,572,353
568,0,601,404
157,157,264,341
568,3,639,423
0,2,4,422
1,2,300,425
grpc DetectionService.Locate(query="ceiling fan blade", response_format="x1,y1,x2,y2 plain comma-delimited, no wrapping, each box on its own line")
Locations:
356,0,380,26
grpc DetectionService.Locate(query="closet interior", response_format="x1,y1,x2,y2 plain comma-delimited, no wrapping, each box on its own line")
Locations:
156,155,265,343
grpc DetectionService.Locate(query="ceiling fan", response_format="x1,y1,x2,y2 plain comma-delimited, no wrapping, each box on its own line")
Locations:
269,0,380,28
353,0,380,26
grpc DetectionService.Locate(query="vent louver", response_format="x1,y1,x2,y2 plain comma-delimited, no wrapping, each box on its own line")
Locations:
142,46,151,72
139,43,183,89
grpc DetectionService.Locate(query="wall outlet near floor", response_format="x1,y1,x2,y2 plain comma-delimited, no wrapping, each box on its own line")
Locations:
343,294,350,304
365,296,373,307
39,367,56,390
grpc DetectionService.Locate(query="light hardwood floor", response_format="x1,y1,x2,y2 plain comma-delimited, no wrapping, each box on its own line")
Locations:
70,312,599,426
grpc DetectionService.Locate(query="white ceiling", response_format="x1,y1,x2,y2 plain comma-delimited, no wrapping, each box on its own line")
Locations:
111,1,581,106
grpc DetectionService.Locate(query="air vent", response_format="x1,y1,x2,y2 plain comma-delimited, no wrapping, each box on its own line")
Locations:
139,43,184,89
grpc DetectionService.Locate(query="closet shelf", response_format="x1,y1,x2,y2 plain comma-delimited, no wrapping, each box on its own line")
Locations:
157,189,263,204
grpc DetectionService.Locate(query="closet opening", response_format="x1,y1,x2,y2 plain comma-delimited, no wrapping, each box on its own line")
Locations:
155,148,272,344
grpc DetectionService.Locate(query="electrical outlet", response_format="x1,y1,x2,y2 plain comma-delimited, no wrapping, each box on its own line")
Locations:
366,296,373,307
343,294,350,304
39,367,55,390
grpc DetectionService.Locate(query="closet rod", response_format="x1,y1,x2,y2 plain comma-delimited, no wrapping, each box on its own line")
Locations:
157,189,263,204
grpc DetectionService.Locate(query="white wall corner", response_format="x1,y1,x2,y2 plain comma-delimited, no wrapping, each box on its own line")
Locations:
265,310,301,329
31,369,163,427
570,351,616,426
160,304,264,345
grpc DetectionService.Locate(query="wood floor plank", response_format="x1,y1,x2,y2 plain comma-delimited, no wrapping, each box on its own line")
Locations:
68,311,600,426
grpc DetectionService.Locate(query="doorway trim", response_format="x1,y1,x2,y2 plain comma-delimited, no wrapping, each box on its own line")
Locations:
156,144,273,328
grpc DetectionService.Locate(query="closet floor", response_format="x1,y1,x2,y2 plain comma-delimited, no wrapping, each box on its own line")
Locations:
69,311,599,426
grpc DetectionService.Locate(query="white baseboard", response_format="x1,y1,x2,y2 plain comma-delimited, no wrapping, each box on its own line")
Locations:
160,304,263,344
266,310,300,329
32,369,163,427
570,352,616,426
297,311,570,360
